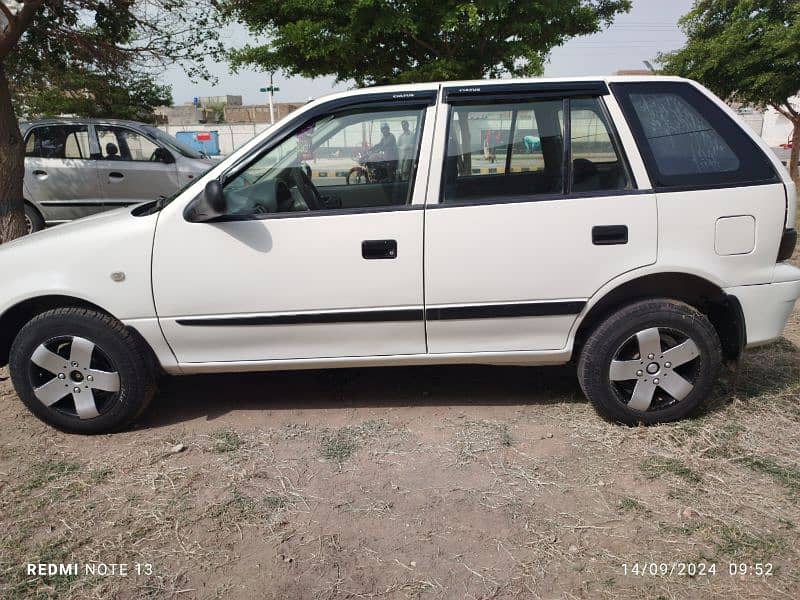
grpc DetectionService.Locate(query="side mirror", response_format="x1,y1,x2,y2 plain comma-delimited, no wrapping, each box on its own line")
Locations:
154,147,175,164
185,179,227,222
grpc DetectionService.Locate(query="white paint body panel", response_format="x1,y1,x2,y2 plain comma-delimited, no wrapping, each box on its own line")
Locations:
1,76,799,377
657,184,785,286
423,196,657,352
0,208,157,321
152,210,426,362
0,207,179,368
715,216,755,256
726,278,800,347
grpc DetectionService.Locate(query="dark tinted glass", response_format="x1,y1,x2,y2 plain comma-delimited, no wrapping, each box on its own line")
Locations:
570,97,632,193
25,125,90,160
221,107,425,217
611,81,777,189
442,100,564,204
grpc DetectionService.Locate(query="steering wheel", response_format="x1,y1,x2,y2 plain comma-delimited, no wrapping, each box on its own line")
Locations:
290,166,325,211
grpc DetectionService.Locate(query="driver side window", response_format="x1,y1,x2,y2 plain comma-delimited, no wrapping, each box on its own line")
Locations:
221,106,425,218
97,126,161,162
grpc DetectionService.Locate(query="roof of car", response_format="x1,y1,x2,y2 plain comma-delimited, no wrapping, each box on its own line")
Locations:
292,75,690,111
304,74,686,97
19,117,154,129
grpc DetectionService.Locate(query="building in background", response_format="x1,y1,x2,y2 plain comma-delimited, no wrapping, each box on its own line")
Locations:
154,95,307,156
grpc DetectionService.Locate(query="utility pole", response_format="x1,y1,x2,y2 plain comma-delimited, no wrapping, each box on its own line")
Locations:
259,73,280,124
268,72,275,124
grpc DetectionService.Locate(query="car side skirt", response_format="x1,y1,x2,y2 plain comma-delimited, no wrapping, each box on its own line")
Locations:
166,348,573,376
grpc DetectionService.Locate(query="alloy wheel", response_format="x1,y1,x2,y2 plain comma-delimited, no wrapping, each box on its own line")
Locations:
609,327,701,412
28,336,120,420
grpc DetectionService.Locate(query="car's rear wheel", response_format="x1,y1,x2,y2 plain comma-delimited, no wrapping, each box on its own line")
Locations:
24,202,44,234
9,308,156,434
577,299,722,425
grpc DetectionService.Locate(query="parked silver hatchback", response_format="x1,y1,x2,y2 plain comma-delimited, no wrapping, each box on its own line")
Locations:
21,118,216,232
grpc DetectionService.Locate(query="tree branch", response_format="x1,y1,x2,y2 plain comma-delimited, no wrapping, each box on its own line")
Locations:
0,3,14,26
772,103,795,122
0,0,43,59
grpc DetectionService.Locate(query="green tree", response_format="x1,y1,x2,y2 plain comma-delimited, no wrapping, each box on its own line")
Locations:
0,1,223,243
12,68,173,123
226,0,631,86
659,0,800,182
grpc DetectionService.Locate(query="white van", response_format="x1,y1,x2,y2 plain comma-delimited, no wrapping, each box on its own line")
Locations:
1,76,797,434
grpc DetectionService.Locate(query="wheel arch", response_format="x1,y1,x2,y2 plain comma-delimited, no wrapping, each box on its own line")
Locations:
571,272,745,362
0,295,161,373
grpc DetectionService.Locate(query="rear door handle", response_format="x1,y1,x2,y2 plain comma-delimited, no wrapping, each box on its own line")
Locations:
592,225,628,245
362,239,397,259
109,172,124,179
33,169,47,177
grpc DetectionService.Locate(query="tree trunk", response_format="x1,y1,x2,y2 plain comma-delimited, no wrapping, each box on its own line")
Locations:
0,63,26,244
790,119,800,185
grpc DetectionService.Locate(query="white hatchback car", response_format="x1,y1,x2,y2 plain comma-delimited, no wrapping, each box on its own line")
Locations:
1,76,798,434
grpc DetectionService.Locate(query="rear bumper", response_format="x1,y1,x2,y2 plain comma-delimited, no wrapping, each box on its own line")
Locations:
726,275,800,348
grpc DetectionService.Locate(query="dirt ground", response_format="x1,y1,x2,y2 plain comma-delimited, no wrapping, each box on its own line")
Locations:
3,294,800,598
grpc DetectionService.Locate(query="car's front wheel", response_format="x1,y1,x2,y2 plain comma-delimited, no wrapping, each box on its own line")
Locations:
577,299,722,425
9,308,156,434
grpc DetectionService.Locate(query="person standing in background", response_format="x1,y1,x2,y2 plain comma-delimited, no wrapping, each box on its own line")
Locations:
398,120,416,180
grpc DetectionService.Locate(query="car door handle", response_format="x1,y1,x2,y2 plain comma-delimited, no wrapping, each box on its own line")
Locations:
592,225,628,245
362,239,397,259
33,169,47,178
108,172,124,179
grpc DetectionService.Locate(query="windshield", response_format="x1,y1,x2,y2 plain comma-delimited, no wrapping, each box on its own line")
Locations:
142,125,205,159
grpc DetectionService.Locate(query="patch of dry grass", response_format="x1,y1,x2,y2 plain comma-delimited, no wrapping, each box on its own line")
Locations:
3,263,800,598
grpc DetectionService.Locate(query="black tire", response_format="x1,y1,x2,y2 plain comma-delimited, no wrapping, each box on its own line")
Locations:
9,308,156,434
24,202,44,234
346,166,367,184
577,299,722,425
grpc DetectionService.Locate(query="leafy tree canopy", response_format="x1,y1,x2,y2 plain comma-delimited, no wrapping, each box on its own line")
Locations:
0,0,224,241
659,0,799,111
226,0,632,86
12,67,172,122
658,0,800,179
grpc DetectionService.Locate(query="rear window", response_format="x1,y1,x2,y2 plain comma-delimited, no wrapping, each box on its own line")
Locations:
611,81,776,190
25,125,91,160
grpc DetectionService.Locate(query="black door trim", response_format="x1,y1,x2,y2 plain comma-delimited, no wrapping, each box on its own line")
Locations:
443,81,608,104
39,200,135,207
176,308,424,327
426,300,586,321
175,300,586,327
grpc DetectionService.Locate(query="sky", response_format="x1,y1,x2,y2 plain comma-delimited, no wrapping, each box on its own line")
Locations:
161,0,695,106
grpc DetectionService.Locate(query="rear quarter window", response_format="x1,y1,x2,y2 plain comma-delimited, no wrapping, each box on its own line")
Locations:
611,81,777,190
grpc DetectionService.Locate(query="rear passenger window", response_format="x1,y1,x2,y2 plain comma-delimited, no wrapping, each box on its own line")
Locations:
443,100,564,203
612,81,777,189
25,125,90,160
570,98,632,192
442,96,632,204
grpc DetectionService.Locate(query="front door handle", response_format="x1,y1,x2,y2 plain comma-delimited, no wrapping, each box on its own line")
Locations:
109,172,124,179
592,225,628,245
33,169,47,178
362,239,397,259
